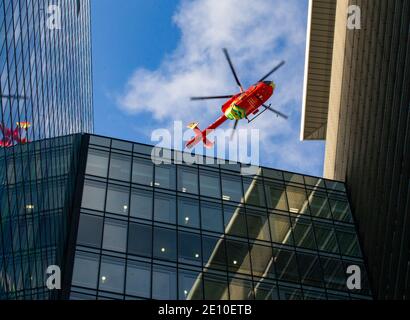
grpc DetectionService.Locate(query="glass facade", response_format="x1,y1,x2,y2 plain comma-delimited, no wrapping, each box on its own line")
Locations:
69,135,372,300
0,0,92,300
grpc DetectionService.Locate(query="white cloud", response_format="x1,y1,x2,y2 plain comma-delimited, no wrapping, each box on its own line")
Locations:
117,0,325,176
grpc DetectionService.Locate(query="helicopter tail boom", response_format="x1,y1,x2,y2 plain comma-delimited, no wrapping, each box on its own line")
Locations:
186,122,214,149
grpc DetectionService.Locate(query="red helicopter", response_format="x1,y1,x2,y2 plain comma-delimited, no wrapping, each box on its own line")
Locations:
186,48,288,149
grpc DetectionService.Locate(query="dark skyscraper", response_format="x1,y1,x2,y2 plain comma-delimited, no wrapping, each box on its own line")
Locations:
0,0,92,299
302,0,410,299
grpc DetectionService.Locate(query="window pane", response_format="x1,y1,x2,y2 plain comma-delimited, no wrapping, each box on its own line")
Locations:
254,280,279,300
221,175,243,203
279,286,303,300
178,166,198,194
314,222,339,253
109,153,131,181
130,189,152,220
81,180,106,211
128,223,152,258
178,269,203,300
103,219,127,253
269,214,293,245
320,257,346,290
246,209,270,241
286,186,310,215
99,257,125,294
308,190,332,219
203,272,229,300
86,149,108,177
297,252,323,287
336,227,362,257
200,170,220,198
154,164,176,190
126,260,151,298
178,198,199,229
152,265,177,300
178,231,201,266
224,206,247,238
250,243,273,278
77,214,103,248
72,252,99,289
243,178,265,207
229,276,254,300
273,248,299,282
201,202,223,233
264,181,288,211
292,218,316,250
106,184,129,215
202,236,226,271
132,158,153,186
154,193,176,224
153,227,176,261
329,198,353,222
226,240,251,275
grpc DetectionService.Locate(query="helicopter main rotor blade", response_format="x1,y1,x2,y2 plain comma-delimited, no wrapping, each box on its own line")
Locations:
263,104,288,120
223,48,244,92
258,61,286,83
190,95,234,101
230,120,239,140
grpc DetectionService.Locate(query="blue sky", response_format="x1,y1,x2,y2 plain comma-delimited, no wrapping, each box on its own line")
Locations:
91,0,325,177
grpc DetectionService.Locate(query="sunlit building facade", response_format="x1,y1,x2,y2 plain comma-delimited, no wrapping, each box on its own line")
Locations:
0,0,92,299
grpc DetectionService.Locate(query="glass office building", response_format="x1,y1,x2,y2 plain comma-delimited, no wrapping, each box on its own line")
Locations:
67,134,372,300
0,133,372,300
0,0,92,299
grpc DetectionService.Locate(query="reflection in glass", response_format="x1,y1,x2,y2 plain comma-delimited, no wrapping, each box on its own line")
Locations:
329,199,353,222
254,279,279,300
226,240,251,275
132,158,153,186
152,265,177,300
106,184,129,215
296,252,323,287
130,189,152,220
109,153,131,181
269,214,293,245
229,276,254,300
154,193,176,224
246,210,270,241
286,186,310,214
292,218,316,250
336,227,362,257
264,181,288,211
203,272,229,300
320,256,346,290
102,219,127,253
273,248,299,282
249,243,273,278
308,190,332,219
86,149,109,177
243,178,265,207
202,235,226,271
99,257,125,294
126,260,151,298
279,286,303,300
81,180,106,211
314,222,339,253
224,206,247,238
